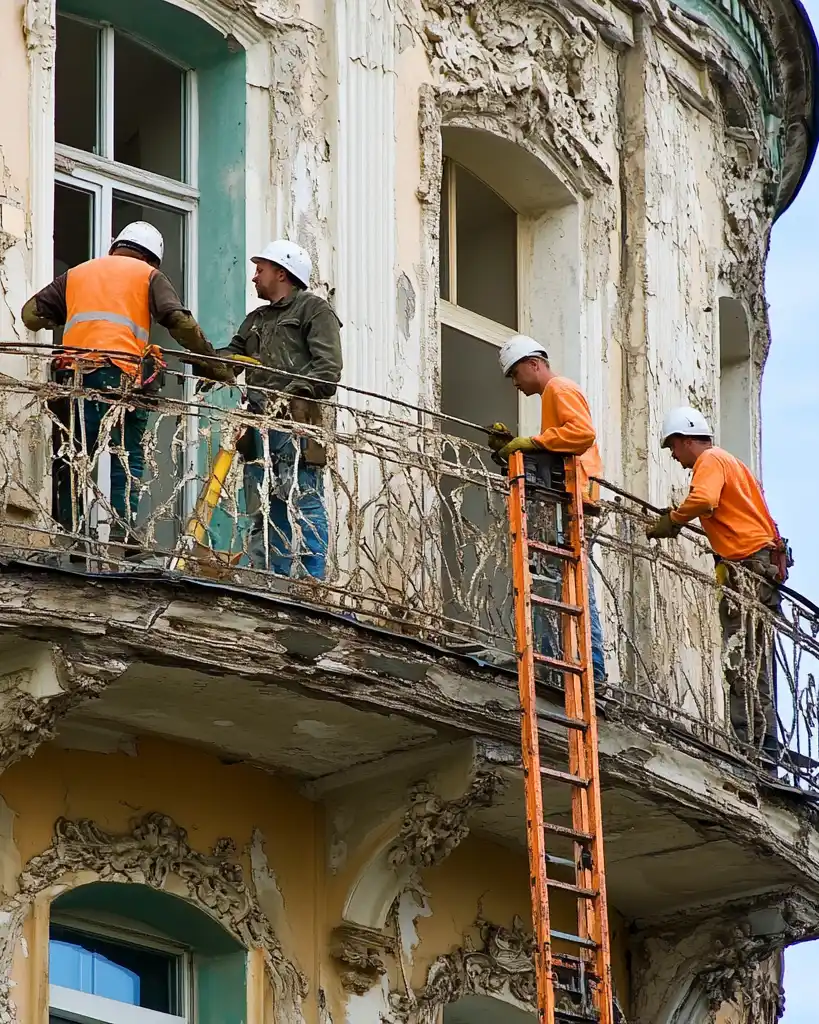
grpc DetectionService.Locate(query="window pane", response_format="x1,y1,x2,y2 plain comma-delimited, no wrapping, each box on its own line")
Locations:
454,166,517,329
54,184,94,276
112,194,185,302
49,925,180,1013
55,15,99,154
114,33,184,180
441,324,518,451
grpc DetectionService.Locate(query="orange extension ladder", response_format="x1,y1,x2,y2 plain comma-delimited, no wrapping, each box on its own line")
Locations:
507,450,615,1024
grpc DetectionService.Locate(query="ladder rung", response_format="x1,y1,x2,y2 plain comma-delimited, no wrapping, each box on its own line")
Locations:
527,540,577,559
544,822,594,842
540,765,591,788
548,878,598,898
552,929,599,950
533,653,585,675
537,706,588,731
530,594,583,616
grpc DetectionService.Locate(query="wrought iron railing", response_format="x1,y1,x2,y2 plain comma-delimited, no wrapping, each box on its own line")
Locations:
0,347,816,791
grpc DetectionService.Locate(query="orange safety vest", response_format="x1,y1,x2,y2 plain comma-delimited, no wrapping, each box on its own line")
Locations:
63,255,154,377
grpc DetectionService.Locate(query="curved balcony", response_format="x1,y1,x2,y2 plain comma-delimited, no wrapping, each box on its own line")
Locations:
0,347,817,794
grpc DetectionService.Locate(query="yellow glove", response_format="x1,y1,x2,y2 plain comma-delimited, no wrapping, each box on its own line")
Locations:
486,422,514,452
715,561,729,587
498,436,540,459
645,511,683,540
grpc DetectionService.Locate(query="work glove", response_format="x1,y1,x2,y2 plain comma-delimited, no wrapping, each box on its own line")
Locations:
486,422,514,452
497,436,540,460
645,511,683,540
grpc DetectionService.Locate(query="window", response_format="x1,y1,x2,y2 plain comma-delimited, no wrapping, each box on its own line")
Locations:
48,883,247,1024
49,922,188,1024
439,158,520,443
54,10,198,545
718,297,755,470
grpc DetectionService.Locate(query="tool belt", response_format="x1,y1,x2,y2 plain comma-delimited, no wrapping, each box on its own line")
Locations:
236,394,327,467
714,543,790,587
51,344,165,393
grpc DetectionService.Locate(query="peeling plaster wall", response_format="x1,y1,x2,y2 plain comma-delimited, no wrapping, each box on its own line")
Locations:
0,735,322,1023
408,835,631,1010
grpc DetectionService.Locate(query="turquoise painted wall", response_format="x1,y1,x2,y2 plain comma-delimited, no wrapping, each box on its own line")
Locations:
198,951,248,1024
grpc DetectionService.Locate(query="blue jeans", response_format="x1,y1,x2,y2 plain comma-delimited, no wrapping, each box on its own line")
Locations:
534,547,606,683
243,428,329,579
51,366,149,532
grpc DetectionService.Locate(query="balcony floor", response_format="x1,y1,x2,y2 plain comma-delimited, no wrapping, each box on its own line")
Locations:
2,560,819,926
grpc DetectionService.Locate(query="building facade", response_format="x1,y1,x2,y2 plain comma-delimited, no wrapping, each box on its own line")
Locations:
0,1,818,1023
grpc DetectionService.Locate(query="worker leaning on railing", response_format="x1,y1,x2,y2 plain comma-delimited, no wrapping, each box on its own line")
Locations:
21,221,235,550
486,334,607,685
645,406,792,756
217,240,343,580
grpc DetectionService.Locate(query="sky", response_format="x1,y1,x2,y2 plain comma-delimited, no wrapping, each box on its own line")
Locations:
760,2,819,1017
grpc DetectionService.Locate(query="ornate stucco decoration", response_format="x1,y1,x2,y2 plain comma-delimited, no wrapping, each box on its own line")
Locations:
632,892,818,1024
388,916,625,1024
417,0,612,185
330,922,397,994
387,770,506,870
0,648,128,773
0,813,307,1023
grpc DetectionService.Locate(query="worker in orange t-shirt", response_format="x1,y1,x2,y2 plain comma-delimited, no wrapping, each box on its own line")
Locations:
487,335,606,683
646,406,786,755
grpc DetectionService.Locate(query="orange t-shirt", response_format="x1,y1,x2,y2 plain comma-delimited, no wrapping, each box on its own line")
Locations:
533,376,603,503
669,447,777,560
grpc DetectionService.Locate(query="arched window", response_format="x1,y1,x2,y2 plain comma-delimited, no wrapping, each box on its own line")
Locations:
439,150,520,445
718,297,755,469
437,127,581,443
444,993,535,1024
48,882,245,1024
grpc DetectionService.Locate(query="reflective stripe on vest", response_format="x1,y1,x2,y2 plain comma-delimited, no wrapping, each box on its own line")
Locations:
63,255,154,376
64,310,150,343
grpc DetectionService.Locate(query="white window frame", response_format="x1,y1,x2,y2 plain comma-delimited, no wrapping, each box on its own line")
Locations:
53,12,202,528
439,159,534,433
48,915,193,1024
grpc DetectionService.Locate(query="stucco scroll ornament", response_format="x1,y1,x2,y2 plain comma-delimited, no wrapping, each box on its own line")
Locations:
0,650,128,773
330,922,397,994
387,772,506,870
419,0,610,182
388,916,626,1024
0,813,308,1023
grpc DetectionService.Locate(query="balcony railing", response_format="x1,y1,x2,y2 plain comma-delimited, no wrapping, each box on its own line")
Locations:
0,347,817,792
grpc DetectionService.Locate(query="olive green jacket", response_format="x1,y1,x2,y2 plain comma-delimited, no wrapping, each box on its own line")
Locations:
224,290,342,410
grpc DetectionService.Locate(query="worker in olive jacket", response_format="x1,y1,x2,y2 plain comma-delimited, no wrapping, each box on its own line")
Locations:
224,240,342,579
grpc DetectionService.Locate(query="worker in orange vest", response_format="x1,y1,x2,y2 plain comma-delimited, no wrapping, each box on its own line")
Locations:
488,334,606,684
22,221,234,549
646,406,789,756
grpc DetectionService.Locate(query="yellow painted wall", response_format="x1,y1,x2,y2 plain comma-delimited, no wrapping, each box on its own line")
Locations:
0,736,324,1022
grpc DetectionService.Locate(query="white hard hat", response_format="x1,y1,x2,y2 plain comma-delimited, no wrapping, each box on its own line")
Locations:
499,334,548,377
111,221,164,264
251,239,312,289
660,406,713,448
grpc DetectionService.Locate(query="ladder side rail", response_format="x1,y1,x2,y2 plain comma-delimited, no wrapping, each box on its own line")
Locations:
565,455,615,1024
559,469,596,957
508,451,555,1024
